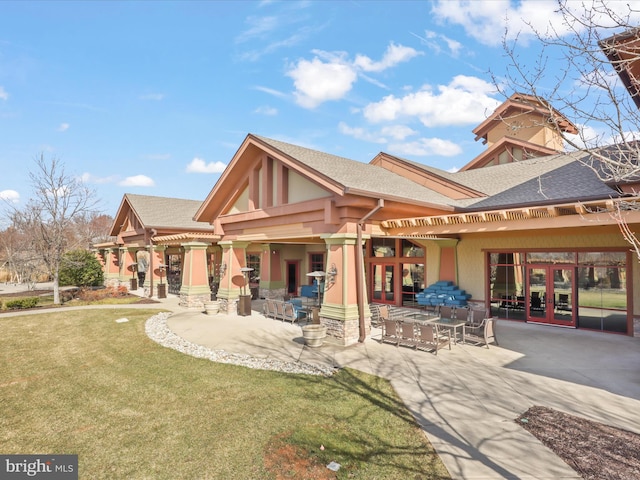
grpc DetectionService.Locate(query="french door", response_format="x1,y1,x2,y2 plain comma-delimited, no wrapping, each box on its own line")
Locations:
527,265,576,327
371,263,396,304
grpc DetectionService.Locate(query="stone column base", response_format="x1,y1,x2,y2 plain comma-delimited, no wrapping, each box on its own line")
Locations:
322,317,371,346
179,293,210,309
634,317,640,337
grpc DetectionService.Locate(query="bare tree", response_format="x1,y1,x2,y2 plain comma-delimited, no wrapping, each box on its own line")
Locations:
492,0,640,257
9,154,99,303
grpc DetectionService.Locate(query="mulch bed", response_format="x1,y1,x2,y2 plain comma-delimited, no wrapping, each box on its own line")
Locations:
517,406,640,480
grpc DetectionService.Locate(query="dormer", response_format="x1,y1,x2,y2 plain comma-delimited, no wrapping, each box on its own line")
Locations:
460,93,578,171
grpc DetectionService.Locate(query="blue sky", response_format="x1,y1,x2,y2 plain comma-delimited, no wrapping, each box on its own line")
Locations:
0,0,636,217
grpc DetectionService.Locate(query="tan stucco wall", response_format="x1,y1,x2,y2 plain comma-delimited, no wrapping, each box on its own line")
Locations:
288,169,331,204
455,228,639,317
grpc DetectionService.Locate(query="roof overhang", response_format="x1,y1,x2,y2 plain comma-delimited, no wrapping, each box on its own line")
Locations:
153,232,221,245
381,197,640,236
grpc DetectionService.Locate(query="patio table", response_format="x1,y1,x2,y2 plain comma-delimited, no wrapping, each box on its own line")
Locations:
427,317,467,344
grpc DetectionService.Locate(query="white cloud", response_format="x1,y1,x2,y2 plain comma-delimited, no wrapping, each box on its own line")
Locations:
254,105,278,116
380,125,417,141
362,75,500,127
119,175,155,187
287,42,421,109
254,85,288,98
287,54,357,109
338,122,386,143
186,157,227,174
81,173,118,184
353,42,422,72
431,0,640,47
0,190,19,203
0,87,7,101
388,138,463,157
58,123,70,132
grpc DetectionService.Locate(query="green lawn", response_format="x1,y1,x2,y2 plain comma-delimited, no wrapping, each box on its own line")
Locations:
0,309,450,479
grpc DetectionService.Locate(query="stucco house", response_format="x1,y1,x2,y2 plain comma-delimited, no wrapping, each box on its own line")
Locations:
94,92,640,345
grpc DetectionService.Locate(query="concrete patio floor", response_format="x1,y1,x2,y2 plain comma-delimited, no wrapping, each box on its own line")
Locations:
167,304,640,480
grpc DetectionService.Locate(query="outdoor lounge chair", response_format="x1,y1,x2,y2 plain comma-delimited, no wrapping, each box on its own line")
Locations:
463,318,498,348
381,318,400,346
416,323,451,355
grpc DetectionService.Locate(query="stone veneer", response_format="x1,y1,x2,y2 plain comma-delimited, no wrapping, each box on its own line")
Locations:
179,293,210,309
634,317,640,338
322,316,371,346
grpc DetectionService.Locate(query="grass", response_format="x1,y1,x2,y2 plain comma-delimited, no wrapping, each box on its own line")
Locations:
0,309,450,479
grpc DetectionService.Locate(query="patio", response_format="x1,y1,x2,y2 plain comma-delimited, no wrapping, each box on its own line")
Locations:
166,304,640,479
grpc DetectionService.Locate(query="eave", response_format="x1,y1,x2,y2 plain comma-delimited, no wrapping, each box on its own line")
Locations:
381,196,640,236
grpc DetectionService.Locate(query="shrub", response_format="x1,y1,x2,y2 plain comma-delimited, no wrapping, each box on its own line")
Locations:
5,297,39,310
59,249,104,287
77,286,129,302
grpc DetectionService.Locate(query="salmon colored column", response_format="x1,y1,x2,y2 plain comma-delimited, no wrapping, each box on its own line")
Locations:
150,245,167,292
122,247,138,288
216,240,250,313
320,233,365,346
179,241,211,307
438,240,459,284
104,248,121,286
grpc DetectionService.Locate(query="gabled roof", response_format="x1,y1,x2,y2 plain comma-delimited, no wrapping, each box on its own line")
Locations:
472,93,578,143
600,27,640,109
251,135,458,206
110,193,209,236
194,134,460,221
459,136,563,171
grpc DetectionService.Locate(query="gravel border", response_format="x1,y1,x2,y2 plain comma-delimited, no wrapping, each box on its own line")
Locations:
145,312,336,376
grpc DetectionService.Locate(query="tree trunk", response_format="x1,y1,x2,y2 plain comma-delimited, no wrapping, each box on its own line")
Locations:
53,269,60,305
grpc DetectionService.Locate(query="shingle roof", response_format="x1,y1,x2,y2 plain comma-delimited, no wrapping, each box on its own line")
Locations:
125,194,210,230
357,149,622,210
252,135,458,207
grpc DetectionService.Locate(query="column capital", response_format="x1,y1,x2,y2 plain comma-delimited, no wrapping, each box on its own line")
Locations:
321,233,360,245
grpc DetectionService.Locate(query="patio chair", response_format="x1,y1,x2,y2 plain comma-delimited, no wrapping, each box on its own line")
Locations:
274,300,285,321
438,305,455,320
264,299,277,319
381,318,400,346
466,308,486,327
282,302,298,323
557,294,570,311
369,304,382,327
416,323,451,355
398,321,418,349
463,318,498,348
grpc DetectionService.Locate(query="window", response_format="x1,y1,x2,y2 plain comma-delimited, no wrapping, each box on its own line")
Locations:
309,253,324,283
371,238,395,257
402,239,424,258
246,253,261,283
